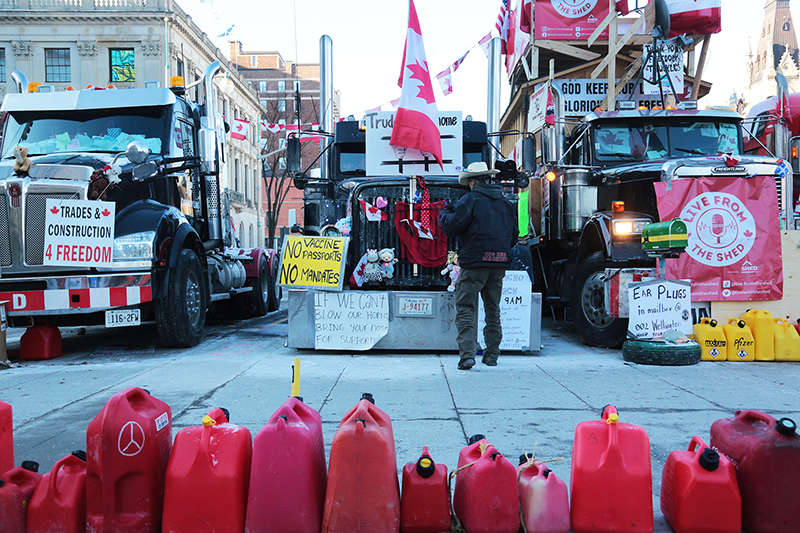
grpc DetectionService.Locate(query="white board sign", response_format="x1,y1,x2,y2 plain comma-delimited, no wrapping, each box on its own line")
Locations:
528,84,549,133
313,291,389,350
642,41,684,95
365,111,463,176
628,279,692,339
478,271,532,350
44,199,115,267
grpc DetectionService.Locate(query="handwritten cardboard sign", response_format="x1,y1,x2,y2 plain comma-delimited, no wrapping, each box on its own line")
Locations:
478,271,533,350
313,291,389,350
279,235,348,291
628,279,692,339
44,199,115,267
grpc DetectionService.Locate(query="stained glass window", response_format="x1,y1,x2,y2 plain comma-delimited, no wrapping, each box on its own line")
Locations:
110,49,135,82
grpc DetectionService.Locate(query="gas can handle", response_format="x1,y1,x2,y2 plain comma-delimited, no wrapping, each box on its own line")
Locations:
700,317,711,324
688,435,709,453
774,318,788,328
600,405,619,422
734,409,775,428
48,455,71,496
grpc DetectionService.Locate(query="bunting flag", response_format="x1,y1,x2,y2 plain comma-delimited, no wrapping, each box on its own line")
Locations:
231,117,249,140
263,122,282,133
390,0,443,169
436,68,453,96
478,33,493,58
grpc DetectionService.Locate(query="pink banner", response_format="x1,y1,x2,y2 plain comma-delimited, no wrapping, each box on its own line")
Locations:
534,0,609,40
653,177,783,301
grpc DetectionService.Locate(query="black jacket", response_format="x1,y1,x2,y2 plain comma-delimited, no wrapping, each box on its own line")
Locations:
439,183,516,269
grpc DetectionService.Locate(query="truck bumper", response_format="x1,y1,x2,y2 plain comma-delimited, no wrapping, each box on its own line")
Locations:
0,273,152,316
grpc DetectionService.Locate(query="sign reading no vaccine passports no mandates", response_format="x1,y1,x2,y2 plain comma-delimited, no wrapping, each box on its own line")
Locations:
279,235,349,291
44,199,115,267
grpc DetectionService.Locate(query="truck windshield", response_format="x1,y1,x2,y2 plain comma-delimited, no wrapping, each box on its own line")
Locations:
1,106,170,160
593,120,741,163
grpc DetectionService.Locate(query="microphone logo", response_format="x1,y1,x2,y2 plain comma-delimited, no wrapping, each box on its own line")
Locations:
681,192,757,267
711,213,726,244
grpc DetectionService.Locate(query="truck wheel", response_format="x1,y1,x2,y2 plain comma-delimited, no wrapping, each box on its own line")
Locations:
571,251,628,348
267,256,282,312
156,249,206,347
248,255,270,317
622,340,701,366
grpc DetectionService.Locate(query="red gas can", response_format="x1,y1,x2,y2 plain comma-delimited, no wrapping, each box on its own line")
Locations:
0,460,42,533
660,436,740,533
517,455,570,533
20,323,62,361
86,387,172,533
453,435,519,533
245,396,326,533
400,447,450,533
0,400,12,475
28,451,88,533
570,405,653,533
162,408,252,533
321,393,400,533
710,410,800,533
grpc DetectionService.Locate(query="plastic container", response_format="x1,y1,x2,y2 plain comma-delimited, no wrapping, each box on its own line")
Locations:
711,410,800,533
245,397,327,533
660,436,740,533
28,451,88,533
693,318,727,361
517,455,570,533
20,323,62,361
0,460,42,533
322,393,400,533
400,447,450,533
0,400,12,475
741,309,775,361
773,318,800,361
721,318,755,361
86,387,172,533
453,435,519,533
570,405,653,533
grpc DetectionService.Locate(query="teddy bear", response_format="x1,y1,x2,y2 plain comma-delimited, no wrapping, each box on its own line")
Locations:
89,166,113,201
13,146,32,175
379,248,398,279
363,249,383,284
440,251,461,292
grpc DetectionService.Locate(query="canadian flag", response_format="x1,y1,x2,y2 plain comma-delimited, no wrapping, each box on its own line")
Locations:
232,118,249,140
390,0,443,169
360,200,389,222
263,122,282,134
667,0,722,38
436,68,453,96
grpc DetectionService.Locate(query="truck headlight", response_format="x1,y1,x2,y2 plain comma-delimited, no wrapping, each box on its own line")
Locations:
613,219,649,236
113,231,156,261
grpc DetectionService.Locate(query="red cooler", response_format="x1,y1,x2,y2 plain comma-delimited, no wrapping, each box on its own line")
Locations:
517,455,570,533
400,447,450,533
710,410,800,533
245,397,326,533
570,405,653,533
0,460,42,533
321,393,399,533
453,435,519,533
660,436,740,533
0,400,12,475
86,387,172,533
162,409,252,533
28,451,88,533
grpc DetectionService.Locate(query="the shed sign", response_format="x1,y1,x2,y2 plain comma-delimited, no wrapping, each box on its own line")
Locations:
44,199,115,267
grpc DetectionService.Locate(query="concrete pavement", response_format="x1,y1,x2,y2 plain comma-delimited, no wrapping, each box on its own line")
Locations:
2,307,799,532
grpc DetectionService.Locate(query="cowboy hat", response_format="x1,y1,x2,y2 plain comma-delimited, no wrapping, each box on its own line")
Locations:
458,161,499,185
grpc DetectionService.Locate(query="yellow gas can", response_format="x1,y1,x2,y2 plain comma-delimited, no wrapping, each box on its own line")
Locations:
693,318,727,361
773,318,800,362
741,310,775,361
722,319,755,362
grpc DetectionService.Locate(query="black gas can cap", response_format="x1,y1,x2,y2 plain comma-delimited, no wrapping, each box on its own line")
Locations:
776,417,797,436
416,454,436,478
467,434,486,445
218,407,231,422
72,450,87,462
699,448,720,471
361,393,375,405
518,453,533,466
21,460,39,472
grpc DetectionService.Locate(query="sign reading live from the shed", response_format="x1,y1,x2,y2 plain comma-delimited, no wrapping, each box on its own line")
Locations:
279,235,349,291
628,279,693,339
478,271,532,350
313,291,389,350
44,199,115,267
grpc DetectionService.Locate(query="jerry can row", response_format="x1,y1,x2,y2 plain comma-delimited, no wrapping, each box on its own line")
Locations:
693,312,800,362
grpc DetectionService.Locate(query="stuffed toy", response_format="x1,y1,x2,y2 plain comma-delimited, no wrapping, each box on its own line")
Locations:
363,249,383,284
379,248,398,279
13,146,32,174
440,251,461,292
89,166,114,201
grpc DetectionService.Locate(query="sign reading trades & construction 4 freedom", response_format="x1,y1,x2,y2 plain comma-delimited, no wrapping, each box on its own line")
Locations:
44,199,115,267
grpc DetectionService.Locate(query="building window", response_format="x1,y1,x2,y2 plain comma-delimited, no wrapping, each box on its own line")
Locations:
278,157,286,169
234,159,240,191
245,165,249,198
259,81,267,92
278,100,286,112
260,99,268,107
254,169,259,200
0,49,5,83
278,80,285,92
294,80,301,92
249,225,254,247
45,48,71,83
222,99,228,119
251,56,257,68
110,48,135,82
176,58,183,78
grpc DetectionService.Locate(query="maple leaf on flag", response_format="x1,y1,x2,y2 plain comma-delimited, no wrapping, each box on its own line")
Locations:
50,206,59,214
102,209,110,217
409,61,435,104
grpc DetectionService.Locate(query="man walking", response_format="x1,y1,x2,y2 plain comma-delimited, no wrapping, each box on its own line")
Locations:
440,162,517,370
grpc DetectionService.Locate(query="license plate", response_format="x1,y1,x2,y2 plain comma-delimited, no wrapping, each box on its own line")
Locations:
397,296,433,317
105,309,141,328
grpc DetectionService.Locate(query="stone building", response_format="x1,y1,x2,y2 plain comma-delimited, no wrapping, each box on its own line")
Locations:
746,0,800,109
0,0,265,247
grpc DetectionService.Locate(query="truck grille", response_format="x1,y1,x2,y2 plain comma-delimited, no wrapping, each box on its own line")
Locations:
25,193,77,266
0,195,11,267
355,185,465,289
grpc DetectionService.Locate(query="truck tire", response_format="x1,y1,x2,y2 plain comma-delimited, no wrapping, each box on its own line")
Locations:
248,255,270,317
571,251,628,348
267,256,281,312
156,249,206,347
622,340,701,366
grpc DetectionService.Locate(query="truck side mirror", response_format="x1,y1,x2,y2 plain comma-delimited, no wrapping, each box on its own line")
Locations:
521,136,536,172
287,137,301,173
